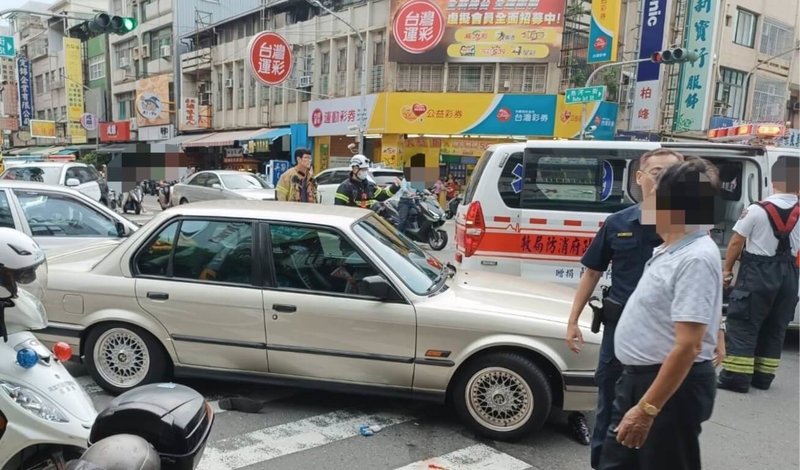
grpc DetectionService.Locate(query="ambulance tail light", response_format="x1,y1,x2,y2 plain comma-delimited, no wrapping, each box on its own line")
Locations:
463,201,485,258
755,124,784,138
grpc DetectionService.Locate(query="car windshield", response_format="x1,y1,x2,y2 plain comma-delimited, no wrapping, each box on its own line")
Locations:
353,214,444,295
220,174,268,190
2,167,60,185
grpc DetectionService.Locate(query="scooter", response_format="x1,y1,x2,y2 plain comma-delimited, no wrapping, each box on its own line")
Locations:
106,189,119,211
377,191,448,250
157,181,176,210
0,284,97,468
445,194,462,220
123,184,144,215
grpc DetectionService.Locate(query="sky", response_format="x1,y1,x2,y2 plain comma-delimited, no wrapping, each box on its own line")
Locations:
1,0,55,26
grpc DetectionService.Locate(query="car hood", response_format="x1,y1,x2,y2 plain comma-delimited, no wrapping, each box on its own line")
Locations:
46,240,122,272
433,269,592,328
231,188,276,200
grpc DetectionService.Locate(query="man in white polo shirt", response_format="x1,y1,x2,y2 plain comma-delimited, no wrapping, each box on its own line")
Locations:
599,157,723,470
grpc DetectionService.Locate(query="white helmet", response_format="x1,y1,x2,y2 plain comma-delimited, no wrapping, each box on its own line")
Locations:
0,228,46,301
350,154,370,170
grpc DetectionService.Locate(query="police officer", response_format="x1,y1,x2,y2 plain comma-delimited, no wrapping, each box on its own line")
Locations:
719,156,800,393
565,148,683,467
334,155,401,208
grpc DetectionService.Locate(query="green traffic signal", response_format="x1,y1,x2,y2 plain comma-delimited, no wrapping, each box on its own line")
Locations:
110,16,137,35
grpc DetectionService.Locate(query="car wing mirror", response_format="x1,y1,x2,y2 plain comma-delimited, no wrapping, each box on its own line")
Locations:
212,183,222,190
115,221,128,237
66,178,80,187
359,275,401,301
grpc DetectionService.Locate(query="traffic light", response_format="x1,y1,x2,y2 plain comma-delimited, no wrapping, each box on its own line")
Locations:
650,48,700,64
70,12,138,40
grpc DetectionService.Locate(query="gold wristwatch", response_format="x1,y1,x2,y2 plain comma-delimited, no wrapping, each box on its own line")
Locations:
638,400,660,417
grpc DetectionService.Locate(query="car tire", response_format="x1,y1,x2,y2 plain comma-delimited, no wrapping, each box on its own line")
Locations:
84,323,170,395
179,198,188,205
451,352,552,441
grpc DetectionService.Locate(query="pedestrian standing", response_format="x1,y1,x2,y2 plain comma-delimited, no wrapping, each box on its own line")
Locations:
276,148,317,203
432,177,446,209
598,157,723,470
565,149,684,462
718,156,799,393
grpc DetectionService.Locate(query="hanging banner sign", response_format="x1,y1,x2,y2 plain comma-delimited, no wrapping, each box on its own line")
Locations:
17,57,33,128
630,0,670,131
247,32,293,86
587,0,621,63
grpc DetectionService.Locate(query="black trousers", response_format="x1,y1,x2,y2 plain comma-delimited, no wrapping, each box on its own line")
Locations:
599,361,716,470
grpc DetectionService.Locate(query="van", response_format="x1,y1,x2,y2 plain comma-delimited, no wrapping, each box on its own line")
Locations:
454,140,800,326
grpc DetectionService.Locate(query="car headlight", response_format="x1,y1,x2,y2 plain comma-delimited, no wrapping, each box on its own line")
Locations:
0,380,69,423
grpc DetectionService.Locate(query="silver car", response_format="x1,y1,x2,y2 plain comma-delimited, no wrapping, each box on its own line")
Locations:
37,201,599,440
172,170,275,204
0,180,137,252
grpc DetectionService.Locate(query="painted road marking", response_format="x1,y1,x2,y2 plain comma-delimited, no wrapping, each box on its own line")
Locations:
394,444,533,470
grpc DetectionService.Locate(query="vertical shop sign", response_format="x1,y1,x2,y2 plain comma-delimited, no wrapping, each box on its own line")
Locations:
587,0,621,63
672,0,720,132
630,0,670,131
64,37,86,143
17,57,33,128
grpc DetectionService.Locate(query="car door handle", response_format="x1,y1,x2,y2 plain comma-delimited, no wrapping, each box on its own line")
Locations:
272,304,296,313
147,292,169,301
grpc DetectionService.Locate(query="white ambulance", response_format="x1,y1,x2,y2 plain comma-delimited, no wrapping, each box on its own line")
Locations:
454,125,800,326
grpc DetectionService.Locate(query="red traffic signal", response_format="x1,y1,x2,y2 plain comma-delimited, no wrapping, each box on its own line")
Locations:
650,51,663,63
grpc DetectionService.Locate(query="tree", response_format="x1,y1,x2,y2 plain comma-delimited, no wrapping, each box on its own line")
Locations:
79,151,111,170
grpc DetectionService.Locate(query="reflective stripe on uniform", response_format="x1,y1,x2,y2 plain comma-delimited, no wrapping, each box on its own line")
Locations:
754,356,780,374
335,193,350,203
276,186,289,194
722,355,755,374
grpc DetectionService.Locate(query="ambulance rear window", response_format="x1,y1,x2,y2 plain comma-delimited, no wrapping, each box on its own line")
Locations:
464,150,493,204
520,148,639,213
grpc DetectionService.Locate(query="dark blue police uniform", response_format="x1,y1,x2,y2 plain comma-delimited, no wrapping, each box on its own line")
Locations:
580,203,663,469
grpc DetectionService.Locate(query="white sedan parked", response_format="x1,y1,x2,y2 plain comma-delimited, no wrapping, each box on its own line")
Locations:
314,167,404,204
172,170,275,204
0,180,137,252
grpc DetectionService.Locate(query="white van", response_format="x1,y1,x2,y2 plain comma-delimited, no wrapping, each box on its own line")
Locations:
454,140,800,326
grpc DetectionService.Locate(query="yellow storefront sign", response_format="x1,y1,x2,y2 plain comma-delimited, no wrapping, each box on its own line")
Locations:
453,27,561,44
447,43,550,60
375,93,497,135
69,123,87,144
64,38,84,122
439,138,504,157
30,120,56,138
553,94,602,139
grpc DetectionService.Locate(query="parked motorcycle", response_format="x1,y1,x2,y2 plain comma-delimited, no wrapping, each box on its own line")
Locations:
0,228,97,469
64,383,214,470
106,188,119,211
376,191,448,250
123,184,144,215
445,194,462,220
157,180,176,210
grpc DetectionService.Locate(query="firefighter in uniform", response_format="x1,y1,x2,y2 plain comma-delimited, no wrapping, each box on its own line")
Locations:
334,155,401,208
719,156,800,393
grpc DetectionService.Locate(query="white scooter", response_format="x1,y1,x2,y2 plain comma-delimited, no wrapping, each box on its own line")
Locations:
0,230,96,469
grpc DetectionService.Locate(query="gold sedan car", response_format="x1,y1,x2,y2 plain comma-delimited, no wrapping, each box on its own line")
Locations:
38,201,600,440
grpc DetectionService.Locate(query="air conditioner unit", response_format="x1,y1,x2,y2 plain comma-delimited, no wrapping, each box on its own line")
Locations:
160,45,171,58
132,46,141,59
140,44,150,58
119,57,131,68
198,81,210,93
298,75,312,88
792,100,800,112
224,78,233,88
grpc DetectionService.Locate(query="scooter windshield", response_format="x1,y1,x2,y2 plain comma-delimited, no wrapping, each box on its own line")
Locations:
12,261,47,303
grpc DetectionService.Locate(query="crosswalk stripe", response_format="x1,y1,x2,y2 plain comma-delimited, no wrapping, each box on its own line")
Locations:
74,375,104,395
207,389,297,415
197,409,415,470
394,444,532,470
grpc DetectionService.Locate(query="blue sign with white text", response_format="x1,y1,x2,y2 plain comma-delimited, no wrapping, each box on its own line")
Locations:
463,95,557,136
17,57,33,128
271,160,290,187
637,0,670,82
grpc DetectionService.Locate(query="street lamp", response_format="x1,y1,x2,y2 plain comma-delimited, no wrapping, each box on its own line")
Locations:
307,0,367,155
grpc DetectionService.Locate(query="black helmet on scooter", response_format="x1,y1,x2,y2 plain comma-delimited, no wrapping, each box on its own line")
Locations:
71,434,160,470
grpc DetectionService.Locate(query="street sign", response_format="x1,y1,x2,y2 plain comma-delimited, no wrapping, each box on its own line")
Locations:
80,113,98,131
271,160,290,187
565,86,607,104
247,32,293,86
0,36,14,58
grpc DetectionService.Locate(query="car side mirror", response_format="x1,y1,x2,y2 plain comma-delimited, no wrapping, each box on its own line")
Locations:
212,183,222,190
66,178,80,187
359,275,402,301
115,221,128,237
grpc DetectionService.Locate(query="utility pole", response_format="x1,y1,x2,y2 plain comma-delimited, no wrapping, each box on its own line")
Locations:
309,0,367,155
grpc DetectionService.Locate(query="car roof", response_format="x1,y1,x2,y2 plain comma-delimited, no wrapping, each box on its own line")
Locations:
320,167,402,173
0,179,88,192
159,200,371,227
5,162,84,168
197,170,256,175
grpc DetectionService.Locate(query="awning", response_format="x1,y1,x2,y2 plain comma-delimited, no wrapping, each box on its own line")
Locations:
150,133,214,152
41,146,66,155
55,148,80,155
182,128,269,148
250,127,291,142
8,146,51,155
97,144,137,153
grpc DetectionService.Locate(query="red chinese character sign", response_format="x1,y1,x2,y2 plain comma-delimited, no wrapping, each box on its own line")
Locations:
247,32,293,86
392,0,446,54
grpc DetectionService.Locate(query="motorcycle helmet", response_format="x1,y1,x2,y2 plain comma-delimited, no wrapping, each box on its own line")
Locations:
73,434,160,470
0,228,46,302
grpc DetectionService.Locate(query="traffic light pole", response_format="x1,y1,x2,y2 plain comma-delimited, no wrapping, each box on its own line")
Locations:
0,9,92,22
579,57,653,140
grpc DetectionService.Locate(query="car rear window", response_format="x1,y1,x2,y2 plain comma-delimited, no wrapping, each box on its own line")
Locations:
1,167,60,185
463,150,493,204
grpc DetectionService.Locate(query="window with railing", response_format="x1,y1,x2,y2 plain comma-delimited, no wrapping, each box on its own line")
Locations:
447,64,495,92
498,64,547,93
148,27,172,60
115,40,135,69
89,56,105,81
320,51,330,96
34,75,45,95
734,9,757,48
300,46,313,102
273,86,283,105
116,91,135,120
396,64,444,92
225,65,233,110
216,69,223,111
752,76,787,121
260,84,269,105
759,20,794,57
714,67,746,119
371,37,385,92
335,47,347,96
248,73,256,107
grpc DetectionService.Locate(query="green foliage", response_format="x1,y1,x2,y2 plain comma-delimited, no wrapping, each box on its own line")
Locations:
79,151,111,169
